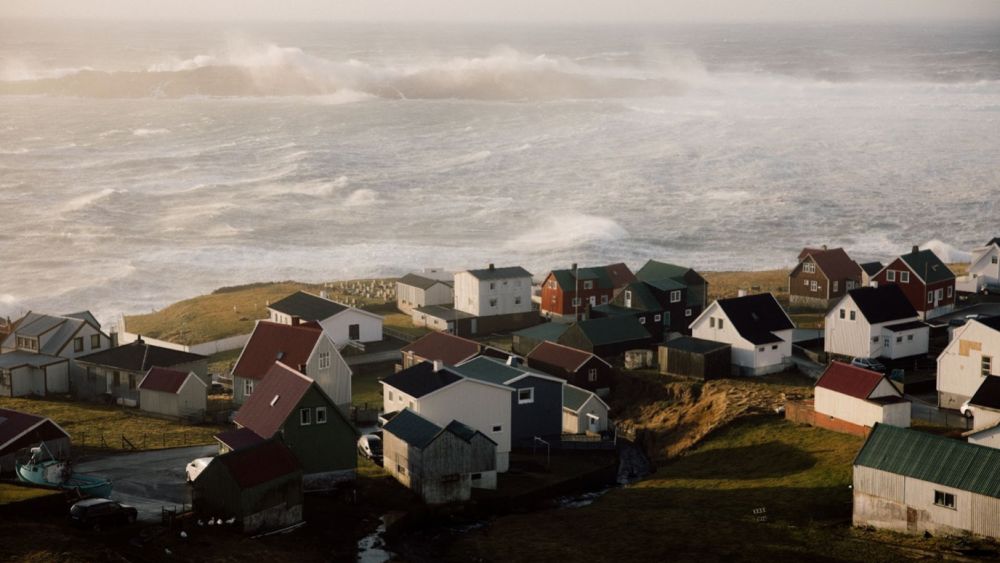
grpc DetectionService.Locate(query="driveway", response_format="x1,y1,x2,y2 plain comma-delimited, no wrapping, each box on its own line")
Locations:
926,303,1000,327
75,445,216,522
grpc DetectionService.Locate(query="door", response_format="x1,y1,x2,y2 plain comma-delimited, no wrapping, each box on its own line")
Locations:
589,296,596,307
349,324,360,340
587,414,600,433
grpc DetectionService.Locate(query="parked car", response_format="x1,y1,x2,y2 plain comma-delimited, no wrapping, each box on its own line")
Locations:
949,318,967,328
69,498,137,530
851,357,886,372
186,457,214,482
358,432,383,465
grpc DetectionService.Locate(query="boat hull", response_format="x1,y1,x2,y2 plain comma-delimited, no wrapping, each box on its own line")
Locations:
16,461,113,498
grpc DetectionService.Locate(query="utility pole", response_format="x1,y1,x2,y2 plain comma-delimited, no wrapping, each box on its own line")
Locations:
573,263,579,321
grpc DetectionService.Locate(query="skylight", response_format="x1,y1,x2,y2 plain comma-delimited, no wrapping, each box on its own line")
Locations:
270,395,280,406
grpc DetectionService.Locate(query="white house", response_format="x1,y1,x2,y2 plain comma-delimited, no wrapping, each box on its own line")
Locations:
562,384,610,435
963,376,1000,448
936,316,1000,411
957,238,1000,294
453,265,533,317
396,272,454,315
689,293,794,376
0,353,69,397
137,367,208,420
814,362,910,432
267,291,382,347
380,361,512,483
824,285,929,361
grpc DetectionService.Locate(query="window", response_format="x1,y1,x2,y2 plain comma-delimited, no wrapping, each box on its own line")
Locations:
984,356,993,377
670,290,681,303
588,368,598,382
936,288,944,301
896,336,903,343
397,464,406,476
492,425,502,433
928,291,934,304
349,324,360,340
471,473,482,480
847,280,856,290
803,262,815,274
907,335,913,341
318,352,331,369
710,317,716,328
517,387,534,404
900,271,910,283
994,256,999,264
583,281,593,290
758,347,765,352
624,290,632,307
849,311,856,321
803,279,809,287
388,390,394,401
601,295,609,305
572,297,582,307
639,317,646,325
810,280,818,292
113,371,121,387
771,344,778,350
489,282,496,291
73,337,84,353
886,270,896,282
833,281,839,292
839,309,845,319
315,406,327,424
947,286,953,298
300,408,311,426
685,309,692,317
550,295,556,304
654,314,662,322
515,296,522,305
548,280,556,289
489,298,498,307
872,336,880,343
128,374,137,390
934,490,956,509
90,334,101,349
244,379,254,397
718,319,724,330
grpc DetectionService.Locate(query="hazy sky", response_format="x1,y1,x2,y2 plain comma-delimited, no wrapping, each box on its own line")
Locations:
5,0,1000,23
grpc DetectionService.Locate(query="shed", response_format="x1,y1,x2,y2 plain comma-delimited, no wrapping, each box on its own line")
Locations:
814,362,910,435
511,322,570,356
0,408,71,476
525,340,613,395
658,337,731,380
191,439,303,534
137,367,207,420
562,384,610,435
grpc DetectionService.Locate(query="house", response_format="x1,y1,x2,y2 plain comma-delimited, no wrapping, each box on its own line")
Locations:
75,339,207,403
562,384,610,435
396,272,454,315
232,321,351,409
657,337,732,380
224,361,357,490
853,424,1000,539
539,263,634,322
452,264,537,333
0,353,69,397
137,367,207,420
525,340,613,395
267,290,383,346
689,293,794,376
511,322,570,356
813,362,910,435
957,238,1000,294
399,332,481,370
0,408,70,476
859,262,884,287
936,316,1000,410
788,247,862,309
451,356,564,447
963,376,1000,448
635,260,709,315
382,408,497,504
824,285,929,361
191,438,303,534
556,316,653,360
410,305,477,334
381,361,511,476
592,277,694,341
871,246,956,320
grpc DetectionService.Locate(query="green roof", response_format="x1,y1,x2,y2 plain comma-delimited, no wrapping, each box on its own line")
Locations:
550,267,613,291
563,385,594,411
514,322,570,342
591,304,635,317
645,278,686,292
899,249,955,284
636,260,691,283
383,409,443,449
572,316,651,346
453,356,521,385
620,282,662,311
855,424,1000,499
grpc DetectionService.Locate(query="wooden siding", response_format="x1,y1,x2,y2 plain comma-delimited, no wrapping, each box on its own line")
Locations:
139,375,207,419
657,344,731,380
872,257,956,317
413,379,512,472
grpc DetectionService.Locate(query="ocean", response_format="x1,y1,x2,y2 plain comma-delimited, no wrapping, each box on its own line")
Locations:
1,20,998,323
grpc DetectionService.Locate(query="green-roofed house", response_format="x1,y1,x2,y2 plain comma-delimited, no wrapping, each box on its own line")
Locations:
382,408,497,503
636,260,709,310
557,315,653,360
853,424,1000,538
539,263,635,322
871,246,956,320
511,322,571,356
562,384,610,435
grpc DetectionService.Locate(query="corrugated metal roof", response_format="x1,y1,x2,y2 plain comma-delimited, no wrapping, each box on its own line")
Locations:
570,315,652,347
233,362,314,439
383,408,443,448
527,340,599,373
815,362,888,400
401,332,480,366
563,384,593,411
232,321,322,381
855,424,1000,498
268,291,347,320
452,356,522,385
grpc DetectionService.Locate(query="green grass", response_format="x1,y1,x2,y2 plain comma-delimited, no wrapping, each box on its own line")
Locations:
351,362,393,409
206,348,241,375
0,483,60,505
0,396,227,452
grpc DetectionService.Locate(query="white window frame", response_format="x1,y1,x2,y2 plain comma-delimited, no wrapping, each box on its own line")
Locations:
900,271,910,283
639,317,646,324
300,408,311,426
318,352,331,369
710,317,715,328
810,280,818,292
947,286,953,298
928,291,934,304
315,406,327,424
839,309,846,319
669,290,681,303
803,262,815,274
685,308,692,317
601,295,609,305
517,387,534,404
588,368,598,382
887,270,896,282
244,379,254,397
583,280,593,290
832,280,838,292
718,318,724,330
850,311,856,321
984,356,993,377
934,490,956,510
572,297,582,307
654,314,662,322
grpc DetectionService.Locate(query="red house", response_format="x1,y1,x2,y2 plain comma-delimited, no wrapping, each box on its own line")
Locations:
525,340,614,395
540,263,635,321
871,246,956,320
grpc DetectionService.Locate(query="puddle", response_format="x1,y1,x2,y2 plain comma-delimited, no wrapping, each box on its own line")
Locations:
357,516,395,563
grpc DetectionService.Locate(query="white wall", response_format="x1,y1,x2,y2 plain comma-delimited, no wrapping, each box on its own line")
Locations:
140,375,207,418
397,282,453,312
320,309,383,346
968,424,1000,449
562,395,610,434
825,296,877,358
42,362,69,394
938,321,1000,409
969,246,1000,288
815,387,908,428
880,326,929,360
305,335,352,411
692,302,790,374
454,271,532,317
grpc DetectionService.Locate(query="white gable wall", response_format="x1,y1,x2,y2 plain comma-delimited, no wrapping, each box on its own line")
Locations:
691,302,791,374
937,321,1000,409
454,271,532,317
320,309,382,346
305,335,352,412
825,296,877,358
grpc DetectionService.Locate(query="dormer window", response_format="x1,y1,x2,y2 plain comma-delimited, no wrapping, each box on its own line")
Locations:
583,281,593,290
803,262,816,274
15,336,38,352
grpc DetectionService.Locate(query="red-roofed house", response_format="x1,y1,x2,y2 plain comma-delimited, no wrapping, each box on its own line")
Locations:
814,362,910,435
232,321,351,411
525,341,613,396
137,367,207,420
400,332,482,370
0,408,70,475
789,247,863,309
224,362,357,490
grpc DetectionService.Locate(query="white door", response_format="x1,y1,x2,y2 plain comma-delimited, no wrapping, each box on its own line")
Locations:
589,296,596,307
587,414,600,433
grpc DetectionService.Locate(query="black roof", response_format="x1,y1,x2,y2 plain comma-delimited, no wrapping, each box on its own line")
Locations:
268,291,347,320
383,409,443,448
381,361,463,398
986,238,1000,248
859,262,884,276
398,273,452,290
77,339,205,372
444,420,496,445
884,320,927,332
716,293,794,345
978,316,1000,332
662,336,731,354
466,266,532,281
970,377,1000,411
848,285,918,324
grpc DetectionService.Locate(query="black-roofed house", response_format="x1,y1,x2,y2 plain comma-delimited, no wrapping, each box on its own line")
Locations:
859,261,884,287
556,315,653,360
937,316,1000,410
658,336,732,380
0,408,70,476
871,246,956,320
191,438,303,534
382,408,497,504
562,384,610,435
690,293,794,376
963,375,1000,449
590,277,693,341
853,423,1000,539
268,290,383,347
381,361,512,476
75,338,207,404
957,238,1000,294
824,285,929,361
396,272,454,315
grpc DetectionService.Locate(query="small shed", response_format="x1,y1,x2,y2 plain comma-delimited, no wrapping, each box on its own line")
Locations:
0,408,71,476
191,439,303,534
562,385,610,435
814,362,910,435
137,367,207,420
658,337,731,380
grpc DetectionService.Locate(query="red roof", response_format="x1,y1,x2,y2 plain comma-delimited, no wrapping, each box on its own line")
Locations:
0,408,69,453
798,247,862,281
215,439,301,489
815,362,888,400
604,262,636,290
138,367,196,394
233,362,315,439
527,340,604,373
233,321,323,381
215,427,266,451
401,332,480,366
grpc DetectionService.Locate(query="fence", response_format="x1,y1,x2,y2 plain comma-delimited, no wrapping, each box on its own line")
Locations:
75,428,216,452
118,314,251,355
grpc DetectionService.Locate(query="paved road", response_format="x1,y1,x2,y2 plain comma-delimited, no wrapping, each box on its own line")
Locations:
75,445,216,522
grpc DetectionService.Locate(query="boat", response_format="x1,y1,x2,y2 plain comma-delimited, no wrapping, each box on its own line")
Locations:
15,442,112,498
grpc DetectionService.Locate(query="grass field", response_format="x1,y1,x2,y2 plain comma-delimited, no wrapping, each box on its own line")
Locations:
0,483,60,506
0,396,227,452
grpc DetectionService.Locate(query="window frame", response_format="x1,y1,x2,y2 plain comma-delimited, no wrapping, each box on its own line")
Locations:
300,408,312,426
315,406,327,424
244,379,254,397
886,270,896,282
318,351,331,369
517,387,535,404
984,356,993,377
90,334,101,349
934,490,956,510
669,290,681,303
900,271,910,283
73,337,84,353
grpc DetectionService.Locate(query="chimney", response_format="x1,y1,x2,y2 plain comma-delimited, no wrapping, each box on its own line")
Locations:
488,263,495,271
291,317,300,326
912,245,920,254
571,263,577,271
298,363,307,374
433,360,443,372
821,244,827,251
